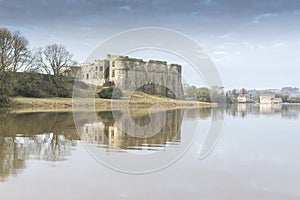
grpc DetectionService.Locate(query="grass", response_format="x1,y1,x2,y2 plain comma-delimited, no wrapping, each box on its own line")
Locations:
11,92,215,113
11,97,74,113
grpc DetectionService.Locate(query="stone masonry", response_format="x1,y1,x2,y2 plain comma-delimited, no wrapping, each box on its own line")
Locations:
78,54,184,98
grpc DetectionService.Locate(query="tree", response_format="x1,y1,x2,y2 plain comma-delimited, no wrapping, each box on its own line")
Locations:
0,93,11,107
0,72,11,107
275,93,290,103
183,84,197,99
226,90,238,104
11,32,30,72
196,87,211,102
0,28,13,72
36,44,75,77
23,50,40,73
0,28,32,96
0,28,30,72
34,44,75,97
211,86,226,104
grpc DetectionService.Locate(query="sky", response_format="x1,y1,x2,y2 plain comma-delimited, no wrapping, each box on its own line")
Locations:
0,0,300,89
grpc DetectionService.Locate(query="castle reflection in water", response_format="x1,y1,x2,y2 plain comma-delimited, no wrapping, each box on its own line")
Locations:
0,110,185,181
79,109,183,151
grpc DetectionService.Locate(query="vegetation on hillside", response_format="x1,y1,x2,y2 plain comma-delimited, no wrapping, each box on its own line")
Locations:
98,86,123,99
0,27,76,107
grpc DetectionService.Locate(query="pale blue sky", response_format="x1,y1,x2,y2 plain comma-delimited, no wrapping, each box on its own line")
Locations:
0,0,300,89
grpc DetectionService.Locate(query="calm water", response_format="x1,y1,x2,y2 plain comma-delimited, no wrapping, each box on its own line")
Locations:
0,104,300,199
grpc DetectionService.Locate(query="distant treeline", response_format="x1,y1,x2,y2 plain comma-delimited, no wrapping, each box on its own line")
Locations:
183,84,225,103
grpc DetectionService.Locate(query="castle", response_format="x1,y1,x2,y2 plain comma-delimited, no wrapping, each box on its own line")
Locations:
78,54,184,98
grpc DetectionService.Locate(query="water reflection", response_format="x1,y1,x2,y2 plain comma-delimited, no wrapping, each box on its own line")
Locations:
79,109,183,151
1,104,300,181
77,104,300,153
226,104,300,119
0,112,78,182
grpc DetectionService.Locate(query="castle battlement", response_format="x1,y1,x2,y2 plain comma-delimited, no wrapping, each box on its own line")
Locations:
78,54,184,98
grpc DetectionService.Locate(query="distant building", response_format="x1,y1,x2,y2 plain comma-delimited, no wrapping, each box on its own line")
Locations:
272,98,282,104
260,94,282,104
260,94,274,104
237,95,248,103
63,66,80,77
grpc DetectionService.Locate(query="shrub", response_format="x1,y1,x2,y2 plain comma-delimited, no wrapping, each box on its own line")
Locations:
98,87,123,99
0,94,11,107
0,72,74,98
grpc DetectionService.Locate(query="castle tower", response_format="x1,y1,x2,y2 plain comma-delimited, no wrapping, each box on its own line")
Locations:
78,55,184,99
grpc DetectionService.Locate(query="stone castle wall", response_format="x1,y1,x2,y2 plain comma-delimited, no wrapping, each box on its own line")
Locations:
78,54,183,98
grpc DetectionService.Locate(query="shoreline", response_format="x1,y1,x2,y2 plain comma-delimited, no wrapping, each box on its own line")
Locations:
7,93,216,113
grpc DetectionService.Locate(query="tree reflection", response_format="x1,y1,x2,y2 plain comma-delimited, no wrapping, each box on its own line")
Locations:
0,112,78,182
0,137,26,182
184,108,212,119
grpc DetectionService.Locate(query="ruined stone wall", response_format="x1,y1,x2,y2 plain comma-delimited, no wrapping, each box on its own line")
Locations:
78,55,183,98
78,60,108,86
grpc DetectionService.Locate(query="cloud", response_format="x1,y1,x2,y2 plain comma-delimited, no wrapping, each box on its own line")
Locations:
0,0,299,30
251,13,278,24
199,0,215,6
118,5,134,12
1,0,300,88
217,32,235,39
272,42,286,47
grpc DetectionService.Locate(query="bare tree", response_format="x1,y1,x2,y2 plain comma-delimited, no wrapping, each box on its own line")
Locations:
0,28,13,72
36,44,74,77
11,32,30,72
23,50,40,73
0,28,30,72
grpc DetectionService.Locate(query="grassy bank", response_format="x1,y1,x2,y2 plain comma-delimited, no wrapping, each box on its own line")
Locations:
11,92,215,113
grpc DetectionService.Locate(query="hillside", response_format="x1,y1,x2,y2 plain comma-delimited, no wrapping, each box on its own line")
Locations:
11,91,214,112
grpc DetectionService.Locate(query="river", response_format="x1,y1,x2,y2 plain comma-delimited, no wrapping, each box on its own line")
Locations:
0,104,299,199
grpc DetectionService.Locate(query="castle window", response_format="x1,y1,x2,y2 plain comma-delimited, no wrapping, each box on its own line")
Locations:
112,70,115,77
96,66,98,71
86,74,89,79
100,66,103,71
